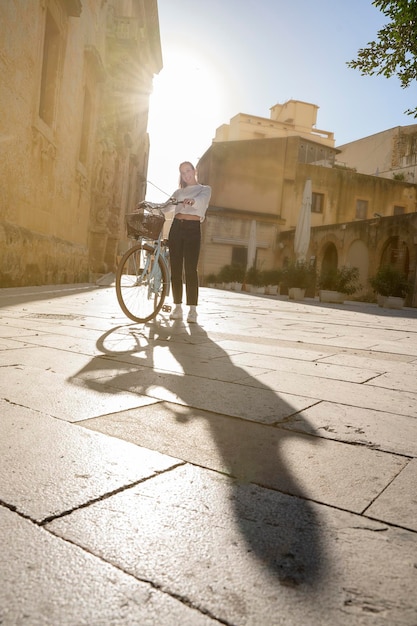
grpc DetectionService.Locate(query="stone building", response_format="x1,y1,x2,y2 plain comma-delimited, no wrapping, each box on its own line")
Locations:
0,0,161,287
197,101,417,305
336,125,417,183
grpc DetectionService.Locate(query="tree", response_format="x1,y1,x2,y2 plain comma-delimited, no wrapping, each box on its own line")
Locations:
347,0,417,116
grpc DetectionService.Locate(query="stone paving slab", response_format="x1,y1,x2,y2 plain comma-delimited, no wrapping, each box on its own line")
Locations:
79,401,406,514
0,323,44,338
365,459,417,532
239,368,417,417
0,345,154,384
364,368,417,392
0,311,125,334
47,464,417,626
364,339,417,357
286,401,417,457
215,338,335,361
0,400,180,522
0,337,38,350
318,351,414,370
216,351,381,383
6,331,111,358
0,361,156,421
0,506,216,626
103,347,270,382
86,366,317,423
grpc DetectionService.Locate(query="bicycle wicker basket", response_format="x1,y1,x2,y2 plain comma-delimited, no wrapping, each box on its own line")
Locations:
126,210,165,240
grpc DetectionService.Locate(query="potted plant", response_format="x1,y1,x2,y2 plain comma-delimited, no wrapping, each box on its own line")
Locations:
217,264,234,289
205,273,218,288
261,269,282,295
369,265,410,309
282,261,316,300
318,266,361,303
229,263,245,291
245,266,263,293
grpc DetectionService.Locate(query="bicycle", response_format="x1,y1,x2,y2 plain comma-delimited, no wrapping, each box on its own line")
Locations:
115,198,177,323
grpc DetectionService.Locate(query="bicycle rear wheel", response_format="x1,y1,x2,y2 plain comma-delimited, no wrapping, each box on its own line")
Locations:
116,243,169,323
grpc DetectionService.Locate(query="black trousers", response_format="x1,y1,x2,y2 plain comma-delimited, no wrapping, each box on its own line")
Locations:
168,218,201,305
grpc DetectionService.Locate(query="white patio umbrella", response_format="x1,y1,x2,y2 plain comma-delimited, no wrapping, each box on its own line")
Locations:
294,178,312,261
246,219,257,270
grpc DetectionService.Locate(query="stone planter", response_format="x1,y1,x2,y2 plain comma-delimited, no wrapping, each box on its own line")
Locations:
265,285,279,295
250,286,265,294
378,295,405,309
319,290,345,304
288,287,305,300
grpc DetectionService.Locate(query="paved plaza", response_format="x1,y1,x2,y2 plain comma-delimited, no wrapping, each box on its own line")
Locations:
1,283,417,625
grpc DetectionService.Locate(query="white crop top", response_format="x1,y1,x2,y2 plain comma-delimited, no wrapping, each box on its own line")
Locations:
164,184,212,222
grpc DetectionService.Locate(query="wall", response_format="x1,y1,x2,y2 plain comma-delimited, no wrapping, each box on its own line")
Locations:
0,0,161,286
336,125,417,183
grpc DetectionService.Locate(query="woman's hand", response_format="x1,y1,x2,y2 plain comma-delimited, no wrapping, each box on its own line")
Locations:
183,198,195,206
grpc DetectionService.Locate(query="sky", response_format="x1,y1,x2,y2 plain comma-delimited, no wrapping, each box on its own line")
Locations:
145,0,416,201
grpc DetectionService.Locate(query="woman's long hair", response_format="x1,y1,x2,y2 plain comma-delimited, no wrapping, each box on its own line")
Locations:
179,161,196,188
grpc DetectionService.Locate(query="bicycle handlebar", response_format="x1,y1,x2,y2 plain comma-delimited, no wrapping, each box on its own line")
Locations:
137,198,178,212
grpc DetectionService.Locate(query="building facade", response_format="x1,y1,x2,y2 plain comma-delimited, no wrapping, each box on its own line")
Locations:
197,102,417,306
336,125,417,183
0,0,161,287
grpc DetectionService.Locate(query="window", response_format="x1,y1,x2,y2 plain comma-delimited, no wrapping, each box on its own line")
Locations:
232,247,248,268
311,192,324,213
39,9,62,127
79,86,92,165
394,205,405,215
355,199,368,219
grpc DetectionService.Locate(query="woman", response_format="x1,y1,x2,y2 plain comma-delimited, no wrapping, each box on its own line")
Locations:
165,162,211,323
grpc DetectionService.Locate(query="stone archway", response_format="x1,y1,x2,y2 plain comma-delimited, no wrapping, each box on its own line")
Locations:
321,242,338,274
380,236,409,274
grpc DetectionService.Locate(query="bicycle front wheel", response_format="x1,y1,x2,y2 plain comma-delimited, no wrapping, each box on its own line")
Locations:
116,243,169,323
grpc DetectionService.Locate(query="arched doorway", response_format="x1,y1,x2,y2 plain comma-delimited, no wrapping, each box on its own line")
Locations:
380,236,409,274
321,242,338,274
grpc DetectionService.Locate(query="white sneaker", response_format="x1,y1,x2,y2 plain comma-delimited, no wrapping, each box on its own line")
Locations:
170,305,183,320
187,307,197,323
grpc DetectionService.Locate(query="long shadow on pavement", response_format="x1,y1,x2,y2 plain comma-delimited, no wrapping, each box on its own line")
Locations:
72,319,327,589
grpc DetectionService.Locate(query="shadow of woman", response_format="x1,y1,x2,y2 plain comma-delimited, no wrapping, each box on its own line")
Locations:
71,319,327,589
164,321,326,589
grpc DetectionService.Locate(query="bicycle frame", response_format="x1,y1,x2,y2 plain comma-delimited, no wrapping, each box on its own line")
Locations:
136,233,171,298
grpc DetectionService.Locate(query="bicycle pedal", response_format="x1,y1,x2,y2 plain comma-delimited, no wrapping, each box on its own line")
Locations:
162,305,172,313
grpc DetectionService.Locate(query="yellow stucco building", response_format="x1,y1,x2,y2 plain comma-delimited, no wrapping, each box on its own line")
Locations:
197,101,417,305
0,0,161,286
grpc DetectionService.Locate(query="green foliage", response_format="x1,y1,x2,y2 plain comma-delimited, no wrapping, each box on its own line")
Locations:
218,264,245,283
206,273,218,284
282,261,316,289
318,266,361,295
260,269,282,286
369,265,410,297
245,265,262,286
347,0,417,117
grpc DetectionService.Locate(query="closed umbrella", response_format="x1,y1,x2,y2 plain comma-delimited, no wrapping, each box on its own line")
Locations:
247,220,257,270
294,179,312,261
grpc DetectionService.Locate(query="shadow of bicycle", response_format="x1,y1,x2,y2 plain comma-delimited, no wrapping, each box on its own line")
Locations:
70,319,327,588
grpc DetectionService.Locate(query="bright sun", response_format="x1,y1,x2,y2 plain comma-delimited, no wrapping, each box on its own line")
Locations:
146,44,230,198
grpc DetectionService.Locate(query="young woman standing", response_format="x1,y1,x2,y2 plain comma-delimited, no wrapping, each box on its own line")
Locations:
165,162,211,323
